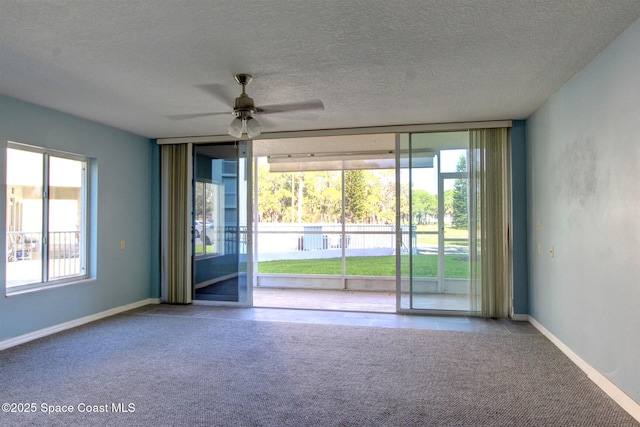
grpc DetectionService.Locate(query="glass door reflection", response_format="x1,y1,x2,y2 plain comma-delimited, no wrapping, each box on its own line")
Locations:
193,142,251,304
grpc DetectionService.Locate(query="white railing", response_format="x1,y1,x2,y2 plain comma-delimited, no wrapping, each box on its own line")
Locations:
255,223,414,261
6,231,82,287
6,231,40,261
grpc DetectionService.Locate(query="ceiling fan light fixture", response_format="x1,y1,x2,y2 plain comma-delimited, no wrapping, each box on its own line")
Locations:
228,116,244,139
245,116,262,139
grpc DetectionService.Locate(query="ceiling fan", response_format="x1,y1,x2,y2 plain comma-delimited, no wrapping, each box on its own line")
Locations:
169,74,324,139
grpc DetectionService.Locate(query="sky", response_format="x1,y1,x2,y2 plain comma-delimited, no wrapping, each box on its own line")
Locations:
406,148,467,194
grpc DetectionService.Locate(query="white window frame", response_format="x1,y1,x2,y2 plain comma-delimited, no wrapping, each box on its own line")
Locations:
6,142,90,294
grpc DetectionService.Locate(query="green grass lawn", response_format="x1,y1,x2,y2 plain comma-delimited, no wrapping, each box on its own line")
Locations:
416,224,469,245
258,255,469,278
195,243,215,254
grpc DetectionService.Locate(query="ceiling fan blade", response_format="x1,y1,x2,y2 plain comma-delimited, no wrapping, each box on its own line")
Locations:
256,115,279,130
196,83,236,106
166,112,229,120
256,99,324,115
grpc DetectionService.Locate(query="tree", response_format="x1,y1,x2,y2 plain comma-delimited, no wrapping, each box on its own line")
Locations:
303,171,341,223
344,170,367,223
374,170,397,224
362,170,395,224
451,155,468,230
257,165,295,222
412,190,437,224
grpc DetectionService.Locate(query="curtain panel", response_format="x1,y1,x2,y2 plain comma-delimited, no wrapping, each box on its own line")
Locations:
469,128,512,318
160,143,192,304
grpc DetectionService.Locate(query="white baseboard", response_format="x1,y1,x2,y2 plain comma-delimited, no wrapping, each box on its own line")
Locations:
529,316,640,423
0,298,160,351
510,313,529,321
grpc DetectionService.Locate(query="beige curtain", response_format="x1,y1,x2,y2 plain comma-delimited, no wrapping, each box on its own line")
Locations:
160,143,192,304
468,128,512,317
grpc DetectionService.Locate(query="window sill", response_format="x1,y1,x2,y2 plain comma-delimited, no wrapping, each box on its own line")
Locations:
5,277,96,297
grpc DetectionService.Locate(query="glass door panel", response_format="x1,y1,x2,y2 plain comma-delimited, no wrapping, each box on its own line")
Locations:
255,168,343,277
398,133,439,310
442,176,470,311
344,169,396,278
193,142,251,304
397,132,471,312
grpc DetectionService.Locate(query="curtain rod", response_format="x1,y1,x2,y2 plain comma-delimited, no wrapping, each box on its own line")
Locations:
156,120,513,145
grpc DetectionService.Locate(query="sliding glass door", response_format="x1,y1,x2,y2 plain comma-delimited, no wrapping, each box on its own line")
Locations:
193,142,252,304
397,132,472,313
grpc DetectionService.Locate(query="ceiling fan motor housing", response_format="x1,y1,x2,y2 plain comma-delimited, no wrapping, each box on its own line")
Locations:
233,93,256,118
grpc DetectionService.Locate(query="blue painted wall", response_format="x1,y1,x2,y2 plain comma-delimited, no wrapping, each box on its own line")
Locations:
527,19,640,404
510,121,528,315
0,95,156,340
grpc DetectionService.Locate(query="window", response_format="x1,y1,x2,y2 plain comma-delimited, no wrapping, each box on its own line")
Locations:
6,143,89,292
194,179,221,256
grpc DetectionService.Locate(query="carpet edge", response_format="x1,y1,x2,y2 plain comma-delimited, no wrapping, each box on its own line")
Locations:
0,298,160,351
529,316,640,423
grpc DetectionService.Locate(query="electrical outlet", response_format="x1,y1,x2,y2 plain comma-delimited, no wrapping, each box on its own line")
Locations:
550,245,554,257
120,240,126,250
537,220,541,231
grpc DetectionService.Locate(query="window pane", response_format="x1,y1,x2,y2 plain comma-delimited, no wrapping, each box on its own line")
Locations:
194,181,205,256
256,168,343,276
345,169,396,276
6,148,44,287
440,149,468,173
48,156,85,280
203,182,217,255
194,181,221,256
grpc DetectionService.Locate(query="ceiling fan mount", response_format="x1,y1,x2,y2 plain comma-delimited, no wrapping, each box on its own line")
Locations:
234,73,253,87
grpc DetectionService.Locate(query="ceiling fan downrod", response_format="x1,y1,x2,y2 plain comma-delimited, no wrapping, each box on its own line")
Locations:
232,74,256,118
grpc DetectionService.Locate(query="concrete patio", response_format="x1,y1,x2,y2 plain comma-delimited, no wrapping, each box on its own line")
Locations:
253,287,470,313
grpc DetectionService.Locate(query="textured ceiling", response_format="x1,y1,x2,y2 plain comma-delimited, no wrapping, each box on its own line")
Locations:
1,1,640,139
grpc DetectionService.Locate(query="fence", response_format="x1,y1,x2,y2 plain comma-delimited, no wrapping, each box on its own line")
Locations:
6,231,40,261
6,231,82,281
255,223,415,261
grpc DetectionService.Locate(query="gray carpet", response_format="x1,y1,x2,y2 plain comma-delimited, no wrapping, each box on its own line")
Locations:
0,310,637,426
